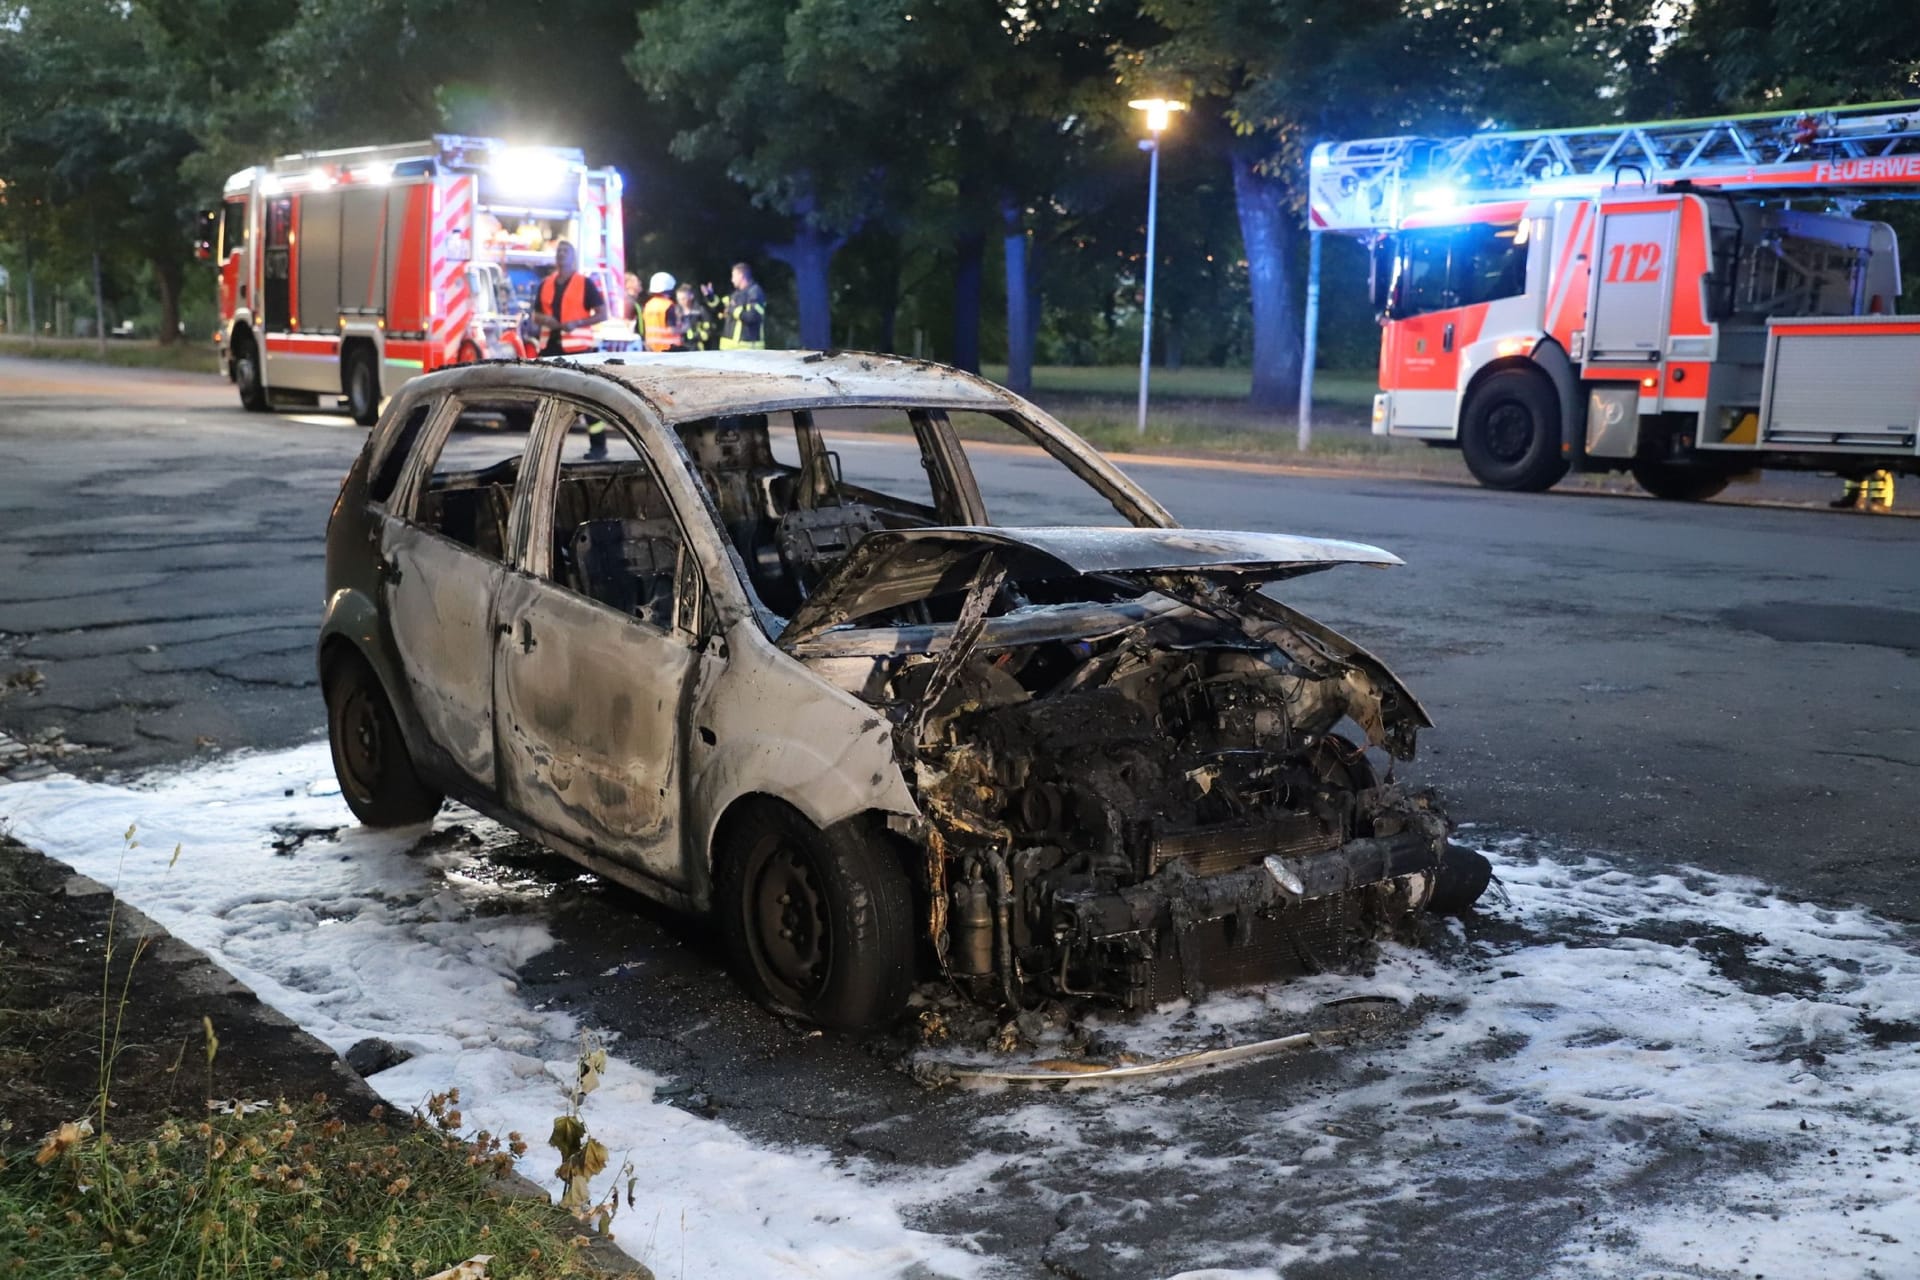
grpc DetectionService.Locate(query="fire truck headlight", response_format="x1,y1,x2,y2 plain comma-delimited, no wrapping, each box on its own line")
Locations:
1411,181,1459,211
493,148,571,198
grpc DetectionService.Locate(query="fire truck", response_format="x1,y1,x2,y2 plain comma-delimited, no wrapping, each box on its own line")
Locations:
208,136,629,425
1309,101,1920,498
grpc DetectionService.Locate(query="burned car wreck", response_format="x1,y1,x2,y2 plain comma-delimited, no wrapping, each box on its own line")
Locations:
320,351,1491,1031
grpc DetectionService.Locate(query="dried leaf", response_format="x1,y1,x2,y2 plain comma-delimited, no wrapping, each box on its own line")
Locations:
202,1016,219,1068
578,1137,609,1179
421,1254,493,1280
34,1117,93,1166
559,1171,593,1211
549,1115,585,1161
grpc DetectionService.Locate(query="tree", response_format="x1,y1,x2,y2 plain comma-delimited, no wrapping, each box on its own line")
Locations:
1128,0,1665,411
0,0,201,343
633,0,929,348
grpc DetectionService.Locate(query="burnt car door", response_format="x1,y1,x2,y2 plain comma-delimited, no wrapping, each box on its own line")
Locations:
379,391,548,793
491,400,714,886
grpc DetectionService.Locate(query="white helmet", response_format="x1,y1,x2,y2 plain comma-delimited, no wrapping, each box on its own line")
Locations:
648,271,676,293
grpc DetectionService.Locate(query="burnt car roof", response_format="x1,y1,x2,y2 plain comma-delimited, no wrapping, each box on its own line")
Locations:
556,349,1015,421
781,525,1404,644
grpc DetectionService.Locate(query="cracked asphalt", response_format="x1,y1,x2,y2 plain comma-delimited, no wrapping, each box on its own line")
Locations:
4,355,1919,1277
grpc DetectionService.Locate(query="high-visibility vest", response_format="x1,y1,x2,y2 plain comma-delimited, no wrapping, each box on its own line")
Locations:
643,294,682,352
537,272,599,354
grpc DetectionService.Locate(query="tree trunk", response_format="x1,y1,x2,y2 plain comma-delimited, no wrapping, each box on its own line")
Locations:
876,235,901,355
1001,202,1033,395
766,222,843,350
155,257,183,347
1231,149,1302,411
92,248,108,357
952,231,984,373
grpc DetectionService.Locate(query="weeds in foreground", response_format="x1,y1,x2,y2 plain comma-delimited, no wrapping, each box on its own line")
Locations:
2,1096,608,1279
3,825,647,1279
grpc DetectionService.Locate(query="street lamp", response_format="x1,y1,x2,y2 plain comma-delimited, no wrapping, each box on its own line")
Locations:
1128,97,1186,436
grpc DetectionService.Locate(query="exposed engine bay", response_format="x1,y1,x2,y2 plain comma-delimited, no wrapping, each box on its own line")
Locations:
856,568,1491,1012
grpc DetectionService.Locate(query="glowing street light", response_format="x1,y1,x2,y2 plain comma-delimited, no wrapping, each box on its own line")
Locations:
1128,98,1186,435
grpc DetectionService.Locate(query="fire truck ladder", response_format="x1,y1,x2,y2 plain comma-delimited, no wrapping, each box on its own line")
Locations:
1308,99,1920,235
1292,100,1920,440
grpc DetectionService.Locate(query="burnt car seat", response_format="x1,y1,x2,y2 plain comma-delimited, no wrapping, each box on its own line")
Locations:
568,517,681,630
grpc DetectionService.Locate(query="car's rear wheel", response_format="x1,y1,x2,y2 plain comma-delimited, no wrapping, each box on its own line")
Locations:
715,801,914,1030
1460,369,1568,492
345,346,381,426
234,334,268,413
325,652,442,828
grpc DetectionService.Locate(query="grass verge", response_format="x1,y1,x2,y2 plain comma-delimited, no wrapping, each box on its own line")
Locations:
0,1094,636,1279
0,336,220,374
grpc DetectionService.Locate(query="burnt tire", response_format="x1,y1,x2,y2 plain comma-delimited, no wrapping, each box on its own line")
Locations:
325,652,442,828
1631,459,1733,502
1460,369,1568,492
1427,843,1493,916
345,346,381,426
234,335,268,413
715,801,914,1030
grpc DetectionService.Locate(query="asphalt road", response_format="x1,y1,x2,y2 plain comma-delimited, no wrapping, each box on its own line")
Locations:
4,356,1919,1277
3,355,1914,919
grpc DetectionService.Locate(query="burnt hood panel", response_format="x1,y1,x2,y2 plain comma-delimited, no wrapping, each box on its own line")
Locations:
780,525,1402,643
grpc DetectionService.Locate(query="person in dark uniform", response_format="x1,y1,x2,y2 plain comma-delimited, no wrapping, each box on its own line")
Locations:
703,261,767,350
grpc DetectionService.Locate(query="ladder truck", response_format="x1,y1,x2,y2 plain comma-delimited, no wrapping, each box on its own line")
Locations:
206,136,627,426
1307,101,1920,499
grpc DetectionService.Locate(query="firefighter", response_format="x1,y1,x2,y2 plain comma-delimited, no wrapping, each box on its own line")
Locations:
703,261,767,350
642,272,684,352
675,282,715,350
530,240,608,358
1832,470,1896,512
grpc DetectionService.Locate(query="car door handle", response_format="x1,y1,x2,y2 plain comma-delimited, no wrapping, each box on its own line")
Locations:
1442,323,1455,353
500,618,537,653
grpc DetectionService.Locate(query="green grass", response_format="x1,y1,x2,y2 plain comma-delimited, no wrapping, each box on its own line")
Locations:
978,362,1379,409
0,336,220,374
1,1094,643,1280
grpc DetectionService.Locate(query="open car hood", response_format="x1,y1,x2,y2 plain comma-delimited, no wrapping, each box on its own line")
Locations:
779,525,1402,645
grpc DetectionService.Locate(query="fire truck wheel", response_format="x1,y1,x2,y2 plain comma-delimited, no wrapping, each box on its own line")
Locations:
1460,369,1567,492
345,347,381,426
1630,460,1733,502
234,335,268,413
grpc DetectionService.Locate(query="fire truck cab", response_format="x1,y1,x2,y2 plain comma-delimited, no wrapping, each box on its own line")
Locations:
1313,103,1920,498
211,136,625,425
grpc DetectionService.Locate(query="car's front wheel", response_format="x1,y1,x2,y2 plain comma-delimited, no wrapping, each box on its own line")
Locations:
715,801,915,1030
325,652,442,828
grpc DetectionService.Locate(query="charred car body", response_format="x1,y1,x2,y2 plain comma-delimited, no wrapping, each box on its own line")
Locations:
320,351,1491,1029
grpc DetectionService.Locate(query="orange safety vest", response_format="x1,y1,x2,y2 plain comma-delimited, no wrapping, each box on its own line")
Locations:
642,294,682,352
538,272,599,354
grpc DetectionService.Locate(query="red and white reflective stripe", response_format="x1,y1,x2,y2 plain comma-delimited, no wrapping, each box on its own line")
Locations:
429,176,475,366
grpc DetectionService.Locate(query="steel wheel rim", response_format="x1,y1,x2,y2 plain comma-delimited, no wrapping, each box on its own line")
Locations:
1484,401,1534,463
336,686,385,800
746,838,832,1004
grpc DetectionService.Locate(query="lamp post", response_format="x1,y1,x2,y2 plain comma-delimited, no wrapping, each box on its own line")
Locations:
1128,98,1185,436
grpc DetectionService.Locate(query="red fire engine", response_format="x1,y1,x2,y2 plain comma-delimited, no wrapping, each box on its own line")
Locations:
1309,101,1920,498
209,136,629,425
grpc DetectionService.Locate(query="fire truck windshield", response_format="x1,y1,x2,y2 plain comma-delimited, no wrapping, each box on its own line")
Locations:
1385,220,1529,319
